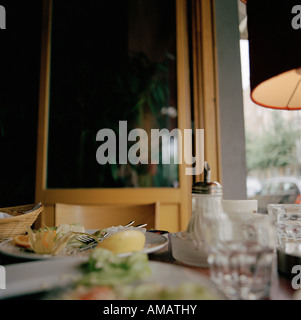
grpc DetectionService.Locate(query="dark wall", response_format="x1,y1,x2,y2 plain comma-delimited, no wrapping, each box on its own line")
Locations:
0,1,43,207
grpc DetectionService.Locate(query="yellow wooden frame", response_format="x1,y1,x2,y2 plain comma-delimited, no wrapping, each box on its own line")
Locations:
35,0,221,232
191,0,221,183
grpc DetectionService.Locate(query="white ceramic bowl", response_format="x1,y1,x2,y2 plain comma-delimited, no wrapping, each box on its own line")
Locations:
170,231,208,267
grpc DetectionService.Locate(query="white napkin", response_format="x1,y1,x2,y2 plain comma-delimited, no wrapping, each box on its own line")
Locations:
0,212,12,219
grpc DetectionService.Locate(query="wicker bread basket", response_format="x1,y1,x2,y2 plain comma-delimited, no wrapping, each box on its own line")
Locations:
0,203,43,242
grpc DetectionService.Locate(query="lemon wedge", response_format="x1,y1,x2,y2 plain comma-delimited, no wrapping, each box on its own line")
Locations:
96,230,146,254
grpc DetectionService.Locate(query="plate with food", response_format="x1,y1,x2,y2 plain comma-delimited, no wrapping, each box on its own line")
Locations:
0,223,168,261
0,248,224,300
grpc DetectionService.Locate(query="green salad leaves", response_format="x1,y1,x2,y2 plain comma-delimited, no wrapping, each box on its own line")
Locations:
78,248,151,287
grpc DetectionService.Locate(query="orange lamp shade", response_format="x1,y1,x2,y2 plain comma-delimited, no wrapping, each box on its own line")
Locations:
247,0,301,110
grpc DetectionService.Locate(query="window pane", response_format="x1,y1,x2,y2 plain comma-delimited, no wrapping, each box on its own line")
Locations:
238,0,301,212
47,0,178,188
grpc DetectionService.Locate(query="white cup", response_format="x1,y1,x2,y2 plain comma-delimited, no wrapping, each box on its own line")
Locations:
222,200,258,221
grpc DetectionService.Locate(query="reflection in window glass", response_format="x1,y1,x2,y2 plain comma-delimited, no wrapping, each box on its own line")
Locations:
47,0,178,188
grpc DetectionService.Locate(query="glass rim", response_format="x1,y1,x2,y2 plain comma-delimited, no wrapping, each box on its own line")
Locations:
203,214,272,226
267,204,301,209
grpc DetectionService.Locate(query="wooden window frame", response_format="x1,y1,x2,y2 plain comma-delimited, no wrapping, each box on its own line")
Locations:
35,0,221,232
190,0,221,183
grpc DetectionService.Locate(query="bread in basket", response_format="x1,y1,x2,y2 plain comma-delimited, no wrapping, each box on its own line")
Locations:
0,203,43,242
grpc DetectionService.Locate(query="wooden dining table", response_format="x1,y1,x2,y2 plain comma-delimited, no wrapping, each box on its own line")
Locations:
0,232,297,300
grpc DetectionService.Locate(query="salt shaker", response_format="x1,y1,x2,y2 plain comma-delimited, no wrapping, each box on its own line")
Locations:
186,161,224,249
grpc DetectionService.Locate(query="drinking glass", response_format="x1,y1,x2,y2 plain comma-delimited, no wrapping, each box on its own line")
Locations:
202,214,275,300
267,204,301,245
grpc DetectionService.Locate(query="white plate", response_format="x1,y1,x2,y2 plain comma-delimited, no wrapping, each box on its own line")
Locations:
0,232,168,261
0,258,221,300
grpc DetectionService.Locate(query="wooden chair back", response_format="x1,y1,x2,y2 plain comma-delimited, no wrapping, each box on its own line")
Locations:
54,202,159,230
